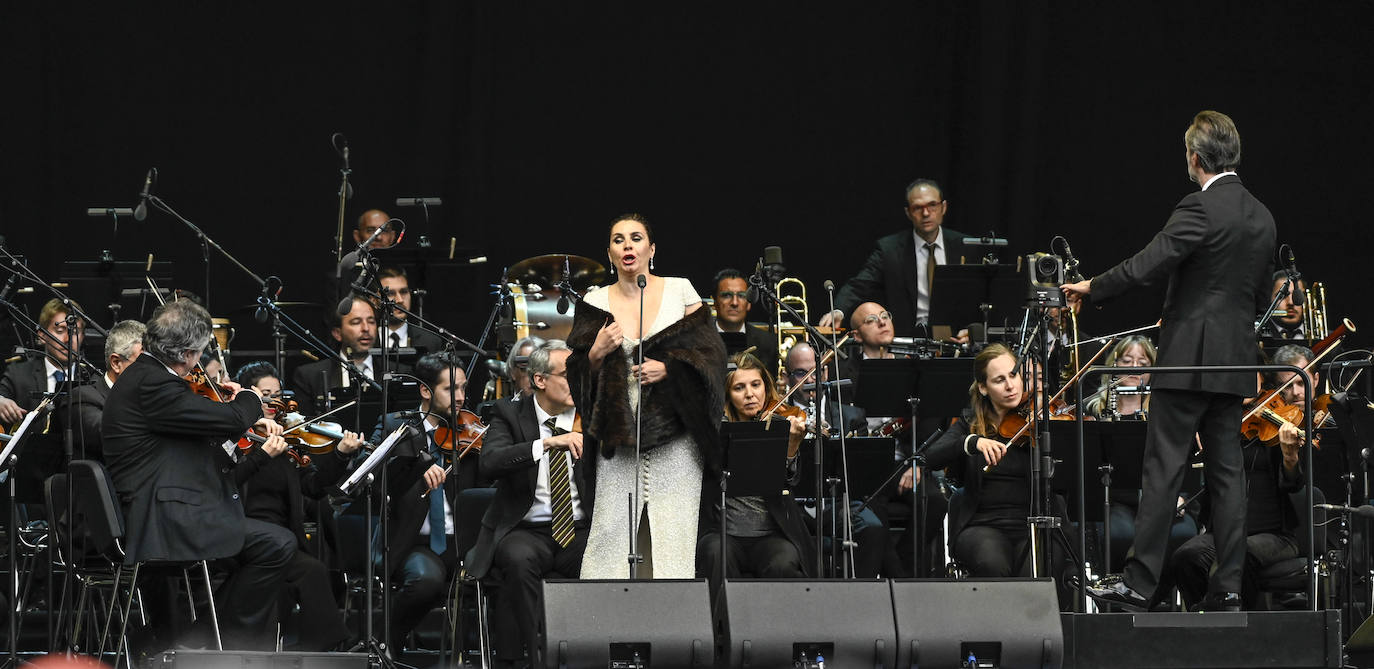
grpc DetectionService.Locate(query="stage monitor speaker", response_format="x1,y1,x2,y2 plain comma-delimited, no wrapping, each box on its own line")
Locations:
542,578,713,668
891,578,1063,669
152,650,370,668
1062,609,1340,669
717,579,897,668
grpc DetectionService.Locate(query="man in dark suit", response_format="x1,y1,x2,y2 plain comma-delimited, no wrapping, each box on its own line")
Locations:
1,298,89,498
824,179,971,336
469,340,593,667
1065,110,1276,611
52,319,145,462
291,294,379,416
378,266,445,354
102,299,295,649
368,351,476,653
711,268,779,375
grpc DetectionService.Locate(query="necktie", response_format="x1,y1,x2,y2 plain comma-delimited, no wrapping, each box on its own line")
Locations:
543,416,576,547
924,242,937,302
391,332,402,349
53,370,66,385
427,433,447,554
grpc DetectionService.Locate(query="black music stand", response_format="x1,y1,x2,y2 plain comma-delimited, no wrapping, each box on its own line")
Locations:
60,260,175,323
2,398,53,667
714,422,790,598
928,264,1022,342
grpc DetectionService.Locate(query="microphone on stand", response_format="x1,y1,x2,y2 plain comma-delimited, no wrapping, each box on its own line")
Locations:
255,276,283,324
1283,245,1305,306
132,168,156,221
556,255,573,315
498,266,515,320
1315,503,1374,520
745,258,764,305
1054,235,1086,283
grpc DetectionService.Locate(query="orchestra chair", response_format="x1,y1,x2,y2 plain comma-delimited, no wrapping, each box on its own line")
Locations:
1254,488,1330,610
453,486,497,668
65,459,222,666
46,471,119,655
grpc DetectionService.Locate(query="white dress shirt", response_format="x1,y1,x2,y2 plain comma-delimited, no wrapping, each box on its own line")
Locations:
912,227,948,324
1201,171,1237,191
418,417,456,537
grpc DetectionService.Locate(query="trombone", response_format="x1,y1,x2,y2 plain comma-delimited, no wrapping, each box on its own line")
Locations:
775,277,809,379
1304,281,1329,340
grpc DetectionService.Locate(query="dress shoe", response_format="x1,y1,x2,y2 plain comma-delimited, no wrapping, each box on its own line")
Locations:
1086,573,1149,610
1195,591,1242,612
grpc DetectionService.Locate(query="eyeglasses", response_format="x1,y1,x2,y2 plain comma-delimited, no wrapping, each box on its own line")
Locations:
539,370,568,379
787,368,813,379
861,311,892,326
907,201,944,214
717,291,749,301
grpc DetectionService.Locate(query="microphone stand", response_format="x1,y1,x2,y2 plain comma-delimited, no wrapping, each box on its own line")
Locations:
824,282,857,577
144,194,267,312
747,268,841,576
333,133,351,269
628,274,646,579
464,268,512,402
1255,274,1294,336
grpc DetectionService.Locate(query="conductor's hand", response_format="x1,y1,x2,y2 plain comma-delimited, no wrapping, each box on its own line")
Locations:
253,417,284,437
590,318,624,362
976,437,1010,467
0,397,26,425
545,431,585,460
1060,279,1091,311
818,309,843,331
260,435,288,458
423,464,446,492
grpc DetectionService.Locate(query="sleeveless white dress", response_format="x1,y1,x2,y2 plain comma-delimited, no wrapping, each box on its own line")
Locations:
578,276,705,579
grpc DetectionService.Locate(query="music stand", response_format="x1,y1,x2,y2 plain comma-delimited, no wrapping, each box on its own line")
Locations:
714,422,790,596
60,260,175,322
2,397,52,667
928,264,1022,342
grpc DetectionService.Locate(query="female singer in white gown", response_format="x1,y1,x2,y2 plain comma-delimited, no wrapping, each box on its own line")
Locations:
566,214,726,578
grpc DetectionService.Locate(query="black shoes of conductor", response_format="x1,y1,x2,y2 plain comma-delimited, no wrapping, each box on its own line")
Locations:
1086,573,1149,610
1195,591,1243,612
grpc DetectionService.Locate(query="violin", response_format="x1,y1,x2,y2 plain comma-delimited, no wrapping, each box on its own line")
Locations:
434,408,490,460
1239,393,1329,450
274,399,348,454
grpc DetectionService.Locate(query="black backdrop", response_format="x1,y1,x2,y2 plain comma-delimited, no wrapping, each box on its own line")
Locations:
5,3,1372,376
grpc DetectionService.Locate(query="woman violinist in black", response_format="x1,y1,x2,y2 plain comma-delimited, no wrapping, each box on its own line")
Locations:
923,343,1037,577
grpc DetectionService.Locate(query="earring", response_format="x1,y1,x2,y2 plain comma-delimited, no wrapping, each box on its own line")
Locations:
649,256,655,271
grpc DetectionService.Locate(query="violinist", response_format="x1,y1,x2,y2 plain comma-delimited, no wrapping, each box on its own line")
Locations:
923,343,1044,578
1271,344,1322,409
468,340,594,668
102,299,294,652
369,350,477,653
232,360,362,651
1169,368,1306,610
696,352,814,591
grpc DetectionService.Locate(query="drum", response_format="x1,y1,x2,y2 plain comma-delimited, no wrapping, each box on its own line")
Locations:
506,284,575,342
211,318,235,355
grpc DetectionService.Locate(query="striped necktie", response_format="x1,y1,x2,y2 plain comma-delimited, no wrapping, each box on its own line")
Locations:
543,416,576,547
925,242,938,301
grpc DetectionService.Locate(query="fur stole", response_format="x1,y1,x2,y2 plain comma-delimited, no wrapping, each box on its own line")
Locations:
566,301,727,473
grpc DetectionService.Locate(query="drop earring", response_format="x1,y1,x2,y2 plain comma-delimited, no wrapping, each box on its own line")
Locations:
649,256,655,271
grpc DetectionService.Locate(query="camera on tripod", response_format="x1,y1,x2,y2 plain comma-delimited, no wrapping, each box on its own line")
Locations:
1024,252,1066,308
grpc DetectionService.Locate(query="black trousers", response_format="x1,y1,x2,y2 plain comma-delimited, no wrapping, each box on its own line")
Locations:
282,550,350,651
391,542,456,652
1170,531,1300,609
954,525,1031,578
489,524,588,662
219,518,297,649
1123,389,1245,599
696,531,806,591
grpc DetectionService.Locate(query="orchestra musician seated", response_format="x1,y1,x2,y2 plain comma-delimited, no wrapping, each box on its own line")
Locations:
1261,270,1308,340
468,340,594,668
291,294,379,415
923,343,1072,587
233,360,362,651
1272,344,1322,409
52,319,145,462
0,298,87,494
710,268,779,375
368,351,479,654
697,352,815,589
102,299,294,651
506,335,546,398
378,266,444,354
1081,336,1197,573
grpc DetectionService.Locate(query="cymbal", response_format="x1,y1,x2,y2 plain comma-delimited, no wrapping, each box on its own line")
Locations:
508,254,606,290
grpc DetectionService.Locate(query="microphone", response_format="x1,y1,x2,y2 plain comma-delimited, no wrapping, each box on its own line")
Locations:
133,168,155,221
336,292,359,317
0,265,21,303
395,197,442,207
823,279,835,292
1283,245,1305,306
255,276,283,324
1055,236,1085,283
556,255,572,315
498,267,514,320
762,245,785,282
637,274,647,289
1315,503,1374,520
745,258,764,304
485,358,511,380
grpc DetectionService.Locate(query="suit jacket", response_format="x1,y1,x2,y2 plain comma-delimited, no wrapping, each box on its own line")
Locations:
1092,175,1275,396
102,354,264,564
53,372,111,461
713,319,779,376
403,324,445,355
466,396,596,579
0,352,50,410
835,227,970,335
368,410,486,577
